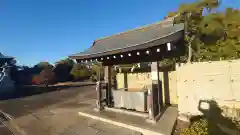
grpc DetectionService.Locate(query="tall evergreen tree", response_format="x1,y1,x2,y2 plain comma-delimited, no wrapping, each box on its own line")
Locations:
167,0,240,62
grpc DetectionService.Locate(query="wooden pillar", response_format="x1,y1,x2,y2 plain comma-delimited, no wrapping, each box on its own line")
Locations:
123,72,128,91
147,61,162,123
157,64,163,113
94,63,103,112
105,66,112,107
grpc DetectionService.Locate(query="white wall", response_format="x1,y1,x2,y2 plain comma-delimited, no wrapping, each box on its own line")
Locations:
176,60,240,121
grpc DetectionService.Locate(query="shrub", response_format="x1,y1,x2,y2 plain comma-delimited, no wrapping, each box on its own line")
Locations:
32,75,41,85
39,67,55,85
90,75,97,82
54,58,74,82
70,63,91,80
180,118,208,135
32,67,55,86
180,116,240,135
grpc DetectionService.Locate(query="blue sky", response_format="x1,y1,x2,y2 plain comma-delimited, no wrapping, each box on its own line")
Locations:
1,0,239,66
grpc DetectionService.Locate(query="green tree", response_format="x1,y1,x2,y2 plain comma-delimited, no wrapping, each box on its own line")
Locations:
91,62,104,75
55,58,74,66
37,62,53,70
197,7,240,61
174,0,220,62
37,67,55,86
167,0,240,62
70,63,90,81
54,58,74,82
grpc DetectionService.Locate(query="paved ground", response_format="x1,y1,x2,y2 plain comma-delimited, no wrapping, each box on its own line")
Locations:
0,127,12,135
60,116,140,135
0,83,141,135
0,83,95,118
12,108,140,135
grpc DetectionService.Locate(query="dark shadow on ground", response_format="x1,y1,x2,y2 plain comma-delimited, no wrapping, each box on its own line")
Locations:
189,100,240,135
0,82,95,101
0,82,96,118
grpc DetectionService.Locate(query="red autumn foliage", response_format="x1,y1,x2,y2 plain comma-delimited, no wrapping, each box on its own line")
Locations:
31,67,55,86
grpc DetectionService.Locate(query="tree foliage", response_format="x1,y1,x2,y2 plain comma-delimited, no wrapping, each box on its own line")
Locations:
54,58,74,82
90,62,104,81
9,64,42,85
70,63,90,80
33,67,55,86
166,0,240,62
37,62,53,70
91,62,101,75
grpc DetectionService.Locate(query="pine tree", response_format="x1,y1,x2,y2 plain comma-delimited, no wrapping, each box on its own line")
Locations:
166,0,240,62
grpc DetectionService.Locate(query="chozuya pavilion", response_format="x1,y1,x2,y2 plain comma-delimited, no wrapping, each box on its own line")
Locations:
70,17,185,123
0,53,15,93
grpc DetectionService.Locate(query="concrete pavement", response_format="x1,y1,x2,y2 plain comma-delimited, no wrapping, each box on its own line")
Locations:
0,83,141,135
0,84,95,118
8,99,141,135
15,108,141,135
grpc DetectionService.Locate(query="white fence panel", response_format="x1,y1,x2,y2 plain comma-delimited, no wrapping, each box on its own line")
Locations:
176,60,240,121
230,60,240,102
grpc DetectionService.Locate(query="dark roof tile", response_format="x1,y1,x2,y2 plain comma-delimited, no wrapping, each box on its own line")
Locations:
0,53,13,59
71,17,184,59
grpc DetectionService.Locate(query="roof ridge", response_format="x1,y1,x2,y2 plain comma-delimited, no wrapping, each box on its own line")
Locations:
94,17,176,42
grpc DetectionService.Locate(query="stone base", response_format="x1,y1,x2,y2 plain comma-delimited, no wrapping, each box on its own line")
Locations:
93,107,103,112
178,114,190,123
145,118,157,124
93,108,101,112
105,107,148,118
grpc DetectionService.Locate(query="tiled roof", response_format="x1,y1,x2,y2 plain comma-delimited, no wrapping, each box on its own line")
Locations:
0,53,13,60
70,17,184,59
